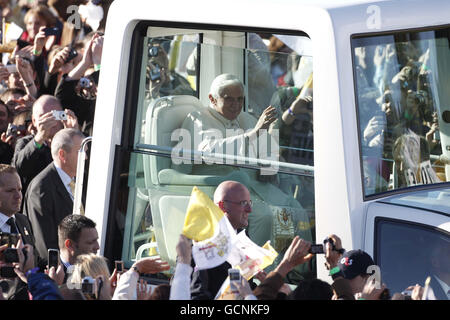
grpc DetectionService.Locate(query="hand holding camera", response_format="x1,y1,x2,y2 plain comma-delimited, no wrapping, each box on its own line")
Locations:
33,26,48,56
61,109,79,130
34,111,63,145
49,47,77,75
91,34,104,66
0,237,34,282
275,236,314,277
324,234,345,270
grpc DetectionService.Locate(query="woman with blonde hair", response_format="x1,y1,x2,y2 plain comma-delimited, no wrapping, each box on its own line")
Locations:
69,253,113,300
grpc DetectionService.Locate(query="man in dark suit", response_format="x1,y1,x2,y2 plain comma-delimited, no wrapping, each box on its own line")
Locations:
190,181,252,300
24,128,85,263
12,95,79,202
57,214,100,283
0,164,36,299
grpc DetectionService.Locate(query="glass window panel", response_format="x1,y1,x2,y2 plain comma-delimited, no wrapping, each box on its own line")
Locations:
119,28,315,284
353,27,450,197
376,219,449,299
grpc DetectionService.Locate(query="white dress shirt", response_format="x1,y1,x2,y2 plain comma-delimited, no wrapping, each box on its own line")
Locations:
0,211,16,233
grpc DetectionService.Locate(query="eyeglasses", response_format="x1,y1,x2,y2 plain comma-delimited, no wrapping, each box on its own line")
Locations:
223,199,252,207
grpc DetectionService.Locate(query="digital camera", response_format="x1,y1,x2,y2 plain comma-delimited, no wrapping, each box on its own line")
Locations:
6,123,18,137
79,77,92,89
52,110,67,121
65,47,78,63
81,276,96,295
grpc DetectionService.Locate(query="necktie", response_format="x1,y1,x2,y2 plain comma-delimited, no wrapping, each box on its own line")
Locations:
69,179,85,215
6,217,18,234
69,179,76,197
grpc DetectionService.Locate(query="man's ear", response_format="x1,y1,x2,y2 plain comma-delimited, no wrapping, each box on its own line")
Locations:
65,239,75,252
208,94,216,105
58,148,66,163
217,200,225,212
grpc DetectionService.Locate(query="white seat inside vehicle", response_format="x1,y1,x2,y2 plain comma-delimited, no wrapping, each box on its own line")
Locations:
144,95,205,186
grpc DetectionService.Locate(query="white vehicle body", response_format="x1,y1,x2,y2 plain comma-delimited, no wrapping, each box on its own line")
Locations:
82,0,450,294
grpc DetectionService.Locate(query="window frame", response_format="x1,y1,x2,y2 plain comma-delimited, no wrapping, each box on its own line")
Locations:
104,20,312,268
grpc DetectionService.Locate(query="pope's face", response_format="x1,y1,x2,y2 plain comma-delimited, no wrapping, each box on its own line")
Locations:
210,84,244,121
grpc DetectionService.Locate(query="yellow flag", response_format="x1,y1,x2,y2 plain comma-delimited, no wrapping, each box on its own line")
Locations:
182,186,226,242
183,187,236,270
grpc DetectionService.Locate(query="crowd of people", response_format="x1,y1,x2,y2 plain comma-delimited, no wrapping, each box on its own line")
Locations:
0,170,440,300
0,0,114,300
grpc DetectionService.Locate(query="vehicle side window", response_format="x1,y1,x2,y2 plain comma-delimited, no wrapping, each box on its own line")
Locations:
375,218,449,299
353,27,450,197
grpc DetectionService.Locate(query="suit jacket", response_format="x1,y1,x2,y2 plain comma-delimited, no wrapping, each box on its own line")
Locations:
429,276,448,300
190,261,231,300
14,213,35,246
24,162,73,262
12,135,53,200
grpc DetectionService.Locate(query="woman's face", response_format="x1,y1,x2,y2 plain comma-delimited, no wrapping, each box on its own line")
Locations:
26,14,46,41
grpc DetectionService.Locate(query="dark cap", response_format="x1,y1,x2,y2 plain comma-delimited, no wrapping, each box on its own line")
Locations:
337,249,375,280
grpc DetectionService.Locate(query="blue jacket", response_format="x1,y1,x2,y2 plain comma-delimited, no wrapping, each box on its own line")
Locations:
27,273,64,300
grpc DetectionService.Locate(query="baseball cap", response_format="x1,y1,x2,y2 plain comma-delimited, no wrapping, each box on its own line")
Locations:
337,249,375,280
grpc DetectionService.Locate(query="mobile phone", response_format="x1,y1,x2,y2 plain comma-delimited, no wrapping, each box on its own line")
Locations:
17,39,29,50
48,249,59,269
4,248,19,263
43,27,59,37
0,266,16,278
115,260,124,273
52,110,67,121
5,64,17,73
228,268,241,282
65,47,78,63
228,268,241,293
309,244,324,254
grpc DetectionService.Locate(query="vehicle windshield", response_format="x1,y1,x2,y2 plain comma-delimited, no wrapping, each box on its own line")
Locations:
352,27,450,197
118,28,317,284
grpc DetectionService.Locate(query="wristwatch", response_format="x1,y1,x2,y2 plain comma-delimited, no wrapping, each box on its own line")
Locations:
132,266,141,275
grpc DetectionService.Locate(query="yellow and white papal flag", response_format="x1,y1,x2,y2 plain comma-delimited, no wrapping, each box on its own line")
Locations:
215,231,278,300
182,187,236,270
